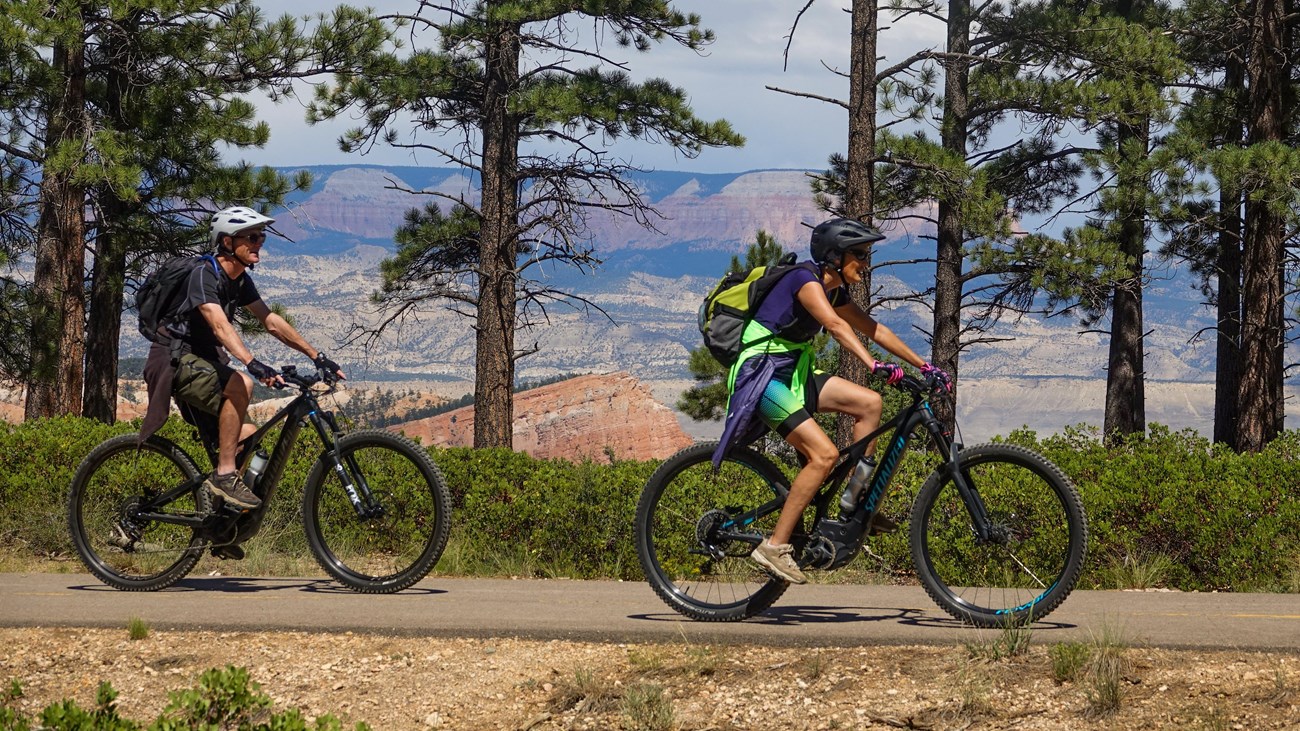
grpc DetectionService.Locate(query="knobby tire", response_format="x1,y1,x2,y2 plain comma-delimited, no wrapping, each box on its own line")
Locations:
635,442,791,622
67,434,211,591
302,430,451,594
909,443,1087,627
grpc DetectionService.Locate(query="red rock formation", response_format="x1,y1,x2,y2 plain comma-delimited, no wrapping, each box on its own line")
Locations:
391,372,694,461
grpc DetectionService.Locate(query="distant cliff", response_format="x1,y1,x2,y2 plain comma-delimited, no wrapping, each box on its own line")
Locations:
389,372,694,461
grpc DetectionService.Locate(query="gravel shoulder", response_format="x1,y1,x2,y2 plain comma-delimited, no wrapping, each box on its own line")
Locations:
3,627,1298,730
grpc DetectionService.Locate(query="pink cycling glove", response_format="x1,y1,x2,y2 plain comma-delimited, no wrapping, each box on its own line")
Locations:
921,362,953,392
872,361,905,385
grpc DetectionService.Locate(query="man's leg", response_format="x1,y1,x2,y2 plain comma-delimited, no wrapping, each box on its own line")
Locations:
215,371,253,474
206,371,260,509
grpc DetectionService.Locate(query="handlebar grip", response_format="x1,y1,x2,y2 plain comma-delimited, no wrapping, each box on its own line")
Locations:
893,373,945,395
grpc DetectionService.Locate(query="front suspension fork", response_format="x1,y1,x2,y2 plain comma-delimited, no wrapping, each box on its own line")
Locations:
925,417,993,542
310,411,384,520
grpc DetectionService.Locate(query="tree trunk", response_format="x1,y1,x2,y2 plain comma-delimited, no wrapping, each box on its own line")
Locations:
1213,187,1243,445
1236,0,1287,452
25,31,88,420
931,0,971,431
1102,120,1150,442
833,0,879,445
83,47,132,425
473,16,521,449
83,215,128,424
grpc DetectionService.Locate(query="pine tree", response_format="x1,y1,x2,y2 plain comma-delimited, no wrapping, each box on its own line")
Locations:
1156,0,1249,445
0,1,390,421
1233,0,1297,451
959,0,1184,442
310,1,743,448
863,0,1091,430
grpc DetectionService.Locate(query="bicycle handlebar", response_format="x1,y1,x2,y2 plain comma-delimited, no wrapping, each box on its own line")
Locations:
894,372,947,397
272,364,339,391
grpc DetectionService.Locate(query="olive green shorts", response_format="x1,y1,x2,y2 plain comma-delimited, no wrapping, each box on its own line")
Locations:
173,353,249,420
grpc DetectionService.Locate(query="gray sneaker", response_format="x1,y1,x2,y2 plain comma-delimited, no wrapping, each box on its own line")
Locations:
750,540,807,584
205,471,261,509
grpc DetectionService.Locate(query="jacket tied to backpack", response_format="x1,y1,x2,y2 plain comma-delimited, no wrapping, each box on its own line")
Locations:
712,319,816,468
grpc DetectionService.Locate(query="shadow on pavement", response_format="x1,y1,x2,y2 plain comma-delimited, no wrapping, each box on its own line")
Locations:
67,577,446,597
629,604,1076,631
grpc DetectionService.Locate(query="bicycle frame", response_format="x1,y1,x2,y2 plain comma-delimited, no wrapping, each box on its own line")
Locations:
132,368,382,544
719,375,995,550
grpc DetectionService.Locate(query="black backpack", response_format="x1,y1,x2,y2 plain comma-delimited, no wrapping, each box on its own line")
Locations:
697,252,817,367
135,255,218,344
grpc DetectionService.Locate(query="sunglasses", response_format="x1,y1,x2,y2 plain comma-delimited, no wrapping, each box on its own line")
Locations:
847,248,870,262
236,231,267,244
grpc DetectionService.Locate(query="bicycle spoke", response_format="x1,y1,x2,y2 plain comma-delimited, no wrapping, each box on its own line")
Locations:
69,435,209,591
304,431,450,593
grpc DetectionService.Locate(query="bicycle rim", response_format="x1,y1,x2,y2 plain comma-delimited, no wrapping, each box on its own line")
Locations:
304,431,450,593
68,435,210,591
911,444,1087,626
636,443,789,621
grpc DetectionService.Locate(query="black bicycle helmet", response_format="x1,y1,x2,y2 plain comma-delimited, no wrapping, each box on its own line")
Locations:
810,218,886,264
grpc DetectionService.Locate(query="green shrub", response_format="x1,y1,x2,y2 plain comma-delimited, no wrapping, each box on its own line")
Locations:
5,415,1300,592
1,666,368,730
432,446,658,579
1035,424,1300,592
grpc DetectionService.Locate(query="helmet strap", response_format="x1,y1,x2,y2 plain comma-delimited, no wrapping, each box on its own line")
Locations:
820,258,846,286
217,236,256,271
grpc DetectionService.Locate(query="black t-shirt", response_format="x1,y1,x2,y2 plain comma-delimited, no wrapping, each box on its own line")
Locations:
178,258,260,361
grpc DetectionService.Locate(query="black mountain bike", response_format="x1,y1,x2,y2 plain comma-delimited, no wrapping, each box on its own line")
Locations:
635,374,1088,626
68,364,451,593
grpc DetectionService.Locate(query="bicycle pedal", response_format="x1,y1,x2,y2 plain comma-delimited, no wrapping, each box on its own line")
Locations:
211,545,245,561
867,513,899,536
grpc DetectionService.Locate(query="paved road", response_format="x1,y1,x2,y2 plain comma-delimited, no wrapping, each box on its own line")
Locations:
2,572,1297,650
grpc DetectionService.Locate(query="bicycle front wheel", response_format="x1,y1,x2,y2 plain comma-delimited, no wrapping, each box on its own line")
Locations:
67,434,211,591
635,442,791,622
910,443,1088,627
302,430,451,594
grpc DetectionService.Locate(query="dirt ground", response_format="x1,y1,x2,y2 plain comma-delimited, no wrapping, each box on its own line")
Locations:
2,627,1298,730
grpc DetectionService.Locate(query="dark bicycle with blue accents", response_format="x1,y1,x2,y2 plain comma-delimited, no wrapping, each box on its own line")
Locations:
634,373,1088,626
68,363,451,594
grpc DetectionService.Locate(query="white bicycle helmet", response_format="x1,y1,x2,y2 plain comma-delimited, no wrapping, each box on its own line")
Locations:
209,206,276,250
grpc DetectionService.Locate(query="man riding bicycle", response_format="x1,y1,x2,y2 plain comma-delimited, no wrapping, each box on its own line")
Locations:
714,217,952,585
141,206,345,510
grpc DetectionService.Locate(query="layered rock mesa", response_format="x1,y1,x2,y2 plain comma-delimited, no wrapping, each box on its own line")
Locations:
274,167,829,253
390,371,695,461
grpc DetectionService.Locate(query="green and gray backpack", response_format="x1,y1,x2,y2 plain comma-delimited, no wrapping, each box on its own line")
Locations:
697,252,816,366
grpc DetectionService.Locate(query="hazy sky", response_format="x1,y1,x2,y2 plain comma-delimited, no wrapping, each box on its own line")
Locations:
243,1,945,173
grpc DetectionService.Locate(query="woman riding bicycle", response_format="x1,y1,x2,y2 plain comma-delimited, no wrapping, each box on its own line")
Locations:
714,217,952,585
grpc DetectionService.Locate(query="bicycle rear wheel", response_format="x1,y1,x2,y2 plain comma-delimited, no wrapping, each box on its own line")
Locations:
910,443,1088,627
302,430,451,593
67,434,211,591
635,442,791,622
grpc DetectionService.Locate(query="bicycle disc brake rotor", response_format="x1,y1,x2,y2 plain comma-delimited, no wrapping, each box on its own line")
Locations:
982,516,1019,546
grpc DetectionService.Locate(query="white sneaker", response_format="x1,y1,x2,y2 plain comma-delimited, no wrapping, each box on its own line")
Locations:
750,540,807,584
